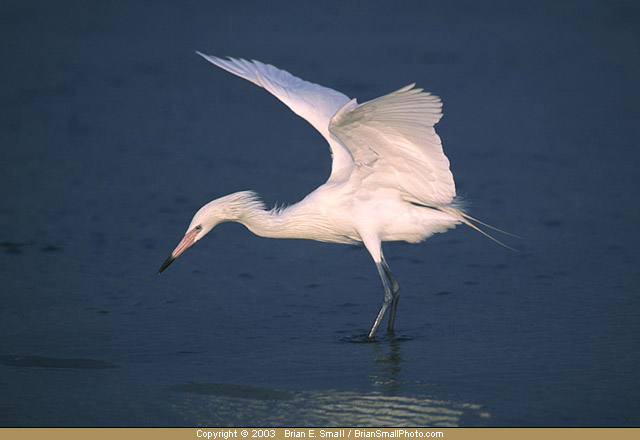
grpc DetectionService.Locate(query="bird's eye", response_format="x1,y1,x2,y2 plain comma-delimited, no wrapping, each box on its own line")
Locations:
195,225,203,230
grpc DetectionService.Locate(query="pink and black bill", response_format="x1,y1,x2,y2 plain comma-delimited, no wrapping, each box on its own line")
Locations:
157,226,202,274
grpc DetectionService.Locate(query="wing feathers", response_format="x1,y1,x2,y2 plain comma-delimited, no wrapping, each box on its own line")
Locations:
330,85,455,205
197,52,355,179
196,53,350,139
198,53,456,206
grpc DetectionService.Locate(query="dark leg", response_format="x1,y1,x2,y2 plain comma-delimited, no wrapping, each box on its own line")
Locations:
368,259,401,338
382,256,401,332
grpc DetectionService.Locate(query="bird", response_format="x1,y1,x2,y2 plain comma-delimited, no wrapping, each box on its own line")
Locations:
158,52,503,338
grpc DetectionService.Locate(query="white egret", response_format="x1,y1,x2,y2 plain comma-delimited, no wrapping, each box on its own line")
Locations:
159,52,500,338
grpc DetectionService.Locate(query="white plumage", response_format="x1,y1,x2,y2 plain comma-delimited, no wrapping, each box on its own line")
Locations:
158,53,485,338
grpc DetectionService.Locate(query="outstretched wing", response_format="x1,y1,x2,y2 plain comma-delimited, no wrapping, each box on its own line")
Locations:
197,52,354,180
329,84,456,206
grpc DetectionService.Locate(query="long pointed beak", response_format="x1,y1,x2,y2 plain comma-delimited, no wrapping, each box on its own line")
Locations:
157,227,201,274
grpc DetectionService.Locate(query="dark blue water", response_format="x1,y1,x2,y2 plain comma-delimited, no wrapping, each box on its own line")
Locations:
1,0,638,427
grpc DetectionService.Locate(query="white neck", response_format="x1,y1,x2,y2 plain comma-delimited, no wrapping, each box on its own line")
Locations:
198,191,354,244
239,202,337,242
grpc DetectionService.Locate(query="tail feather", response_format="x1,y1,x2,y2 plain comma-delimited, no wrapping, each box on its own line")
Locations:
438,206,519,251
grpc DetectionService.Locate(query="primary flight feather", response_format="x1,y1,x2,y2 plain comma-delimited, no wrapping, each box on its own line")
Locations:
158,52,479,338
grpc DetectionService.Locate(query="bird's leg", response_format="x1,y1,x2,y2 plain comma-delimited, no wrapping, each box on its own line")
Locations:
368,260,399,338
381,257,401,333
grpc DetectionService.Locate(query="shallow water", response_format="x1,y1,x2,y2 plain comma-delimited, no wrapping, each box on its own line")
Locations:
1,0,639,427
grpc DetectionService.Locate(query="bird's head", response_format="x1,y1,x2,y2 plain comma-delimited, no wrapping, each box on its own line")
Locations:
157,204,217,274
157,191,263,274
